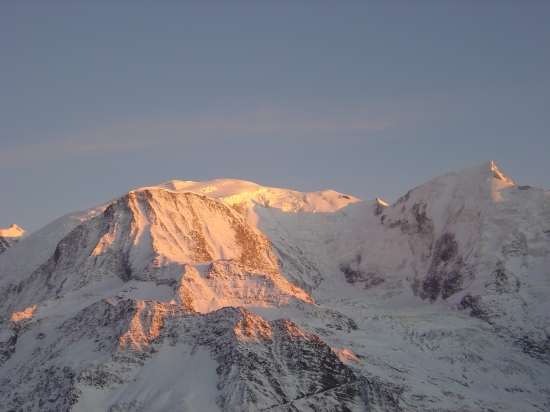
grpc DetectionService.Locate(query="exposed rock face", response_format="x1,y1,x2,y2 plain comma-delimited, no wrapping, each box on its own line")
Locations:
191,308,358,411
460,264,550,364
0,238,9,255
420,232,466,302
1,161,550,411
0,187,312,323
175,260,314,312
0,300,359,412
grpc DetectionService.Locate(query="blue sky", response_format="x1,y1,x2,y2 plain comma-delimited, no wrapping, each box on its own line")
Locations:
1,1,549,232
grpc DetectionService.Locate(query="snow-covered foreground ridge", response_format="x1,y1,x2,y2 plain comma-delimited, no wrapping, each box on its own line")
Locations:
0,160,549,411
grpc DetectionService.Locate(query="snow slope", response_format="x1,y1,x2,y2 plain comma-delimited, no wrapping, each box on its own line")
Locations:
0,161,549,411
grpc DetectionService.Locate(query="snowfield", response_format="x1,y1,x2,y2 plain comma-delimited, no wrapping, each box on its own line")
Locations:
0,161,549,411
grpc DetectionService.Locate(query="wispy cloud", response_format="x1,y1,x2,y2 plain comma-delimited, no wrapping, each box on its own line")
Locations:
3,89,521,168
1,107,391,167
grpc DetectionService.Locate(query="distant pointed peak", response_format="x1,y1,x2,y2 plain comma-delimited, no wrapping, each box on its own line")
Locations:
459,161,515,185
0,224,26,237
158,180,196,191
373,198,388,216
488,160,515,184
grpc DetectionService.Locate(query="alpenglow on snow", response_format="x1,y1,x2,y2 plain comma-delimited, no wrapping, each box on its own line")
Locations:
0,161,549,411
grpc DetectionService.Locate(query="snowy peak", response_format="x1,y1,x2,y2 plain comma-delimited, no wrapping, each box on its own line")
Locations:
455,160,514,184
0,224,25,238
391,160,516,209
156,179,261,197
0,185,314,323
91,187,281,273
297,159,548,307
489,160,515,184
152,178,360,214
0,224,26,254
373,197,389,216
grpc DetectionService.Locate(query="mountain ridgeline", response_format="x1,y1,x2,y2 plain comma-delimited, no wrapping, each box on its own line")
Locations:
0,161,549,411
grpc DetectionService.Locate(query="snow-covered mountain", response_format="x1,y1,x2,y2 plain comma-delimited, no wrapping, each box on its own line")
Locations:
0,161,549,411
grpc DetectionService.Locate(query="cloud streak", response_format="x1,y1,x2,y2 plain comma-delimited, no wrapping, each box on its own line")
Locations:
1,108,391,167
3,88,527,168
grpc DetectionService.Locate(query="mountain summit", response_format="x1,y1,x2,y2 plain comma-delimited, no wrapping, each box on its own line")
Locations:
0,161,549,411
0,224,26,254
